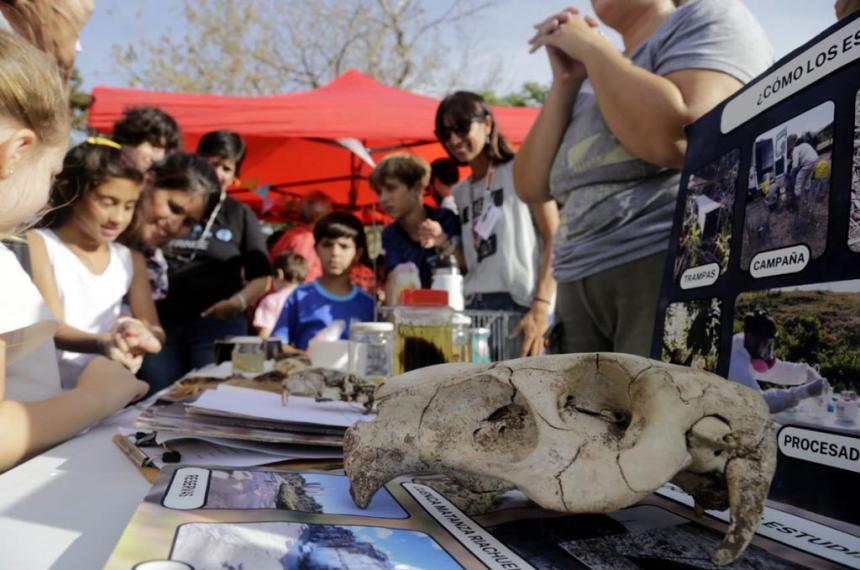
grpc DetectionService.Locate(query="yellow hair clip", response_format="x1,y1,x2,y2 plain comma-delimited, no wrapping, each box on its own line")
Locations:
86,136,122,149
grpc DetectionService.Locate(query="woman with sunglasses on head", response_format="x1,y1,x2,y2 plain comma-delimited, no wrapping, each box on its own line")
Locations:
514,0,772,356
433,91,559,357
136,132,273,392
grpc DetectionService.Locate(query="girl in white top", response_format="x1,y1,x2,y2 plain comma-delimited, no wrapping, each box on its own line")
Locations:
0,30,147,471
28,139,165,387
431,91,559,357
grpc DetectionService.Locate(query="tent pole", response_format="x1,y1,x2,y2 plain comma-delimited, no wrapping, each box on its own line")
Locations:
349,145,360,208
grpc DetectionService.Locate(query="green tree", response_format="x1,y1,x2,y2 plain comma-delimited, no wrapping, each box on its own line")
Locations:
686,299,721,371
778,315,822,363
480,81,548,107
68,67,92,133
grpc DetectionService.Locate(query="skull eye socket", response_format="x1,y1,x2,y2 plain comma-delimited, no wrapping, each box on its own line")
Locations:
472,403,537,461
558,393,631,437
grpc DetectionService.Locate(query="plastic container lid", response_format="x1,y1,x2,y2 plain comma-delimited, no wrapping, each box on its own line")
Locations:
399,289,449,306
350,321,394,333
229,335,265,343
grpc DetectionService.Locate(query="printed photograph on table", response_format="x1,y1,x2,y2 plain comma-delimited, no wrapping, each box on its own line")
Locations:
660,298,722,372
730,280,860,435
411,476,533,515
674,149,739,288
849,89,860,250
742,101,834,271
171,522,461,569
480,503,808,570
204,469,408,518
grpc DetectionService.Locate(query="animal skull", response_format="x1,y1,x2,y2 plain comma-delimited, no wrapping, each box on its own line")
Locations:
282,367,376,412
344,353,777,566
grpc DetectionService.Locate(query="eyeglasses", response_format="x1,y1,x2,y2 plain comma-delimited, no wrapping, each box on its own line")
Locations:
434,114,487,142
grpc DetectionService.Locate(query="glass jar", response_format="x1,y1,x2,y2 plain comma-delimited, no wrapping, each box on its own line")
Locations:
470,327,491,364
349,321,395,384
451,313,471,363
231,336,265,373
394,289,454,374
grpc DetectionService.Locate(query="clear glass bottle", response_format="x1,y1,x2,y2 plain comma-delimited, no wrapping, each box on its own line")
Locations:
349,321,395,384
470,327,491,364
451,313,471,363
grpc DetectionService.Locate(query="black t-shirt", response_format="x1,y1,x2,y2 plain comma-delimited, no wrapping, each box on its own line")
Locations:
381,206,462,288
158,196,272,323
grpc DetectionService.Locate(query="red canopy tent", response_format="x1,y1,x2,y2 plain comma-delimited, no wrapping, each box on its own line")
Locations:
87,70,539,221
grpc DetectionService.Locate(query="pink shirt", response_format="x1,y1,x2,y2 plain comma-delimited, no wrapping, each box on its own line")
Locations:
253,284,298,331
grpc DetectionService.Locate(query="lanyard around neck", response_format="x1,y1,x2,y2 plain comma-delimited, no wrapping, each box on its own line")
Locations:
468,166,496,208
187,191,226,262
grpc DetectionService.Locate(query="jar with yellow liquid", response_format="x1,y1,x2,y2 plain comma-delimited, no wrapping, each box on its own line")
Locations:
393,289,455,374
231,337,265,374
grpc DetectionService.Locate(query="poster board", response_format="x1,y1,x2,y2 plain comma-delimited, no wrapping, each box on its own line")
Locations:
105,466,828,569
653,11,860,566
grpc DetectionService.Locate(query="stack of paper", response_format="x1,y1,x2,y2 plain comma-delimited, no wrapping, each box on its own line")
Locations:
135,384,374,449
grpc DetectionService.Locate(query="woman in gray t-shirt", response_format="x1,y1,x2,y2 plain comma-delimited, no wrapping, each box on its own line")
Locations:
513,0,772,356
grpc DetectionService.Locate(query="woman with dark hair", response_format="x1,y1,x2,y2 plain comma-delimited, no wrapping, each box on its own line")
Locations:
433,91,559,357
137,130,273,390
120,152,222,301
515,0,772,356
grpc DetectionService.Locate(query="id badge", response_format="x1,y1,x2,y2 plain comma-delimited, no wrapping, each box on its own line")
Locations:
474,203,501,240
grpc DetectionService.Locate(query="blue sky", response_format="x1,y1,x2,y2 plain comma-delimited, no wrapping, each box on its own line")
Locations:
77,1,840,95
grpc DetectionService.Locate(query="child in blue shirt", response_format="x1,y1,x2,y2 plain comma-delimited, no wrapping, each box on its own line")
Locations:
272,212,374,349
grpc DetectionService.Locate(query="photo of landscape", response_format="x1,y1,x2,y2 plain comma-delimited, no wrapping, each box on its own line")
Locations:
661,298,722,372
171,522,460,570
674,149,739,282
732,280,860,433
203,469,407,518
849,89,860,250
742,101,833,269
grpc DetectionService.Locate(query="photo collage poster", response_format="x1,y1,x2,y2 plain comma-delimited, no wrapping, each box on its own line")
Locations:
105,466,824,569
653,11,860,566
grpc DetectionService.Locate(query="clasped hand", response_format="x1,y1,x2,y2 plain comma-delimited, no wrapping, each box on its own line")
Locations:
528,7,604,85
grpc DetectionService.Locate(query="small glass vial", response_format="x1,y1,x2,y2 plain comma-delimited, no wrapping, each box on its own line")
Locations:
232,337,265,373
470,327,491,364
451,314,471,363
349,322,395,384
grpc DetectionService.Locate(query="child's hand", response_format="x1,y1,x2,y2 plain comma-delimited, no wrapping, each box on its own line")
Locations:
201,296,244,321
77,357,149,413
115,317,162,355
98,332,144,372
417,219,448,249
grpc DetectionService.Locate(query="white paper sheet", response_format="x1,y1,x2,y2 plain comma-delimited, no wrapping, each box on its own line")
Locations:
150,440,288,469
187,384,373,428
